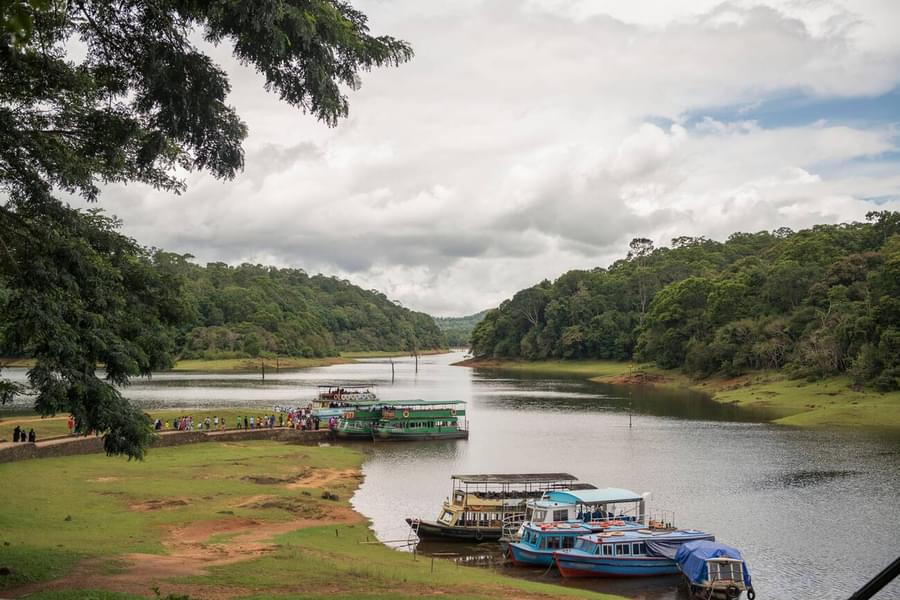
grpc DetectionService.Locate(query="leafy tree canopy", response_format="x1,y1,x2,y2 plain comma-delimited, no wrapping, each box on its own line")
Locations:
472,212,900,391
0,0,412,457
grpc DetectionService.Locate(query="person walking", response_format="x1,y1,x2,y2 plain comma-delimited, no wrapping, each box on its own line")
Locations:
12,425,21,442
28,429,36,443
67,416,75,435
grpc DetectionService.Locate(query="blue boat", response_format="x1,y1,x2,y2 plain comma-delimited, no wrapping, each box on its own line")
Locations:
674,540,755,599
507,522,596,567
554,528,715,578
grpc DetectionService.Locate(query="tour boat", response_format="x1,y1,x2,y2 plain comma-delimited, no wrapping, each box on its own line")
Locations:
675,540,755,599
371,400,468,441
508,521,639,567
407,473,592,542
331,405,382,439
311,383,378,418
553,528,715,578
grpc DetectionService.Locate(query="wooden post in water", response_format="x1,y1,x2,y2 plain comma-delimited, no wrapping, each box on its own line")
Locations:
261,358,265,381
275,355,279,372
390,357,395,383
629,391,633,428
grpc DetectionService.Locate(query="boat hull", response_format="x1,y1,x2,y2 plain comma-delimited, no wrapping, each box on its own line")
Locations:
407,518,501,541
332,429,374,440
508,543,555,567
555,553,680,578
374,430,469,441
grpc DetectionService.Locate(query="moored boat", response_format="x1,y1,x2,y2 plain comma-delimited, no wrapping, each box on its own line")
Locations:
508,521,633,567
675,540,755,599
372,400,468,441
332,406,381,439
553,528,715,578
311,383,378,418
408,473,590,542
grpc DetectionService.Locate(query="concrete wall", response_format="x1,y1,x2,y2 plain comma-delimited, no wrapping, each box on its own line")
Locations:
0,428,330,464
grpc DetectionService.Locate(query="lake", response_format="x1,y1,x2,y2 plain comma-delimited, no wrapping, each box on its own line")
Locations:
5,352,899,599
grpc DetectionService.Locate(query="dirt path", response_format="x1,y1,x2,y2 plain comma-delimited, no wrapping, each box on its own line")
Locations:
5,474,364,599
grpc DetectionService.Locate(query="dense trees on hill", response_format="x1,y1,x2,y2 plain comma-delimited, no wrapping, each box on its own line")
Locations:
156,254,444,359
471,212,900,390
435,311,489,347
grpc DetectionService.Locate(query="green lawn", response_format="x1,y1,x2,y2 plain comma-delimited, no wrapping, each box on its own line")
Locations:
0,441,621,600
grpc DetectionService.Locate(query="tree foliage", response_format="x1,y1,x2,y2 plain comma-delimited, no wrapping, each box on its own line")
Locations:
471,212,900,390
157,255,444,359
0,0,412,457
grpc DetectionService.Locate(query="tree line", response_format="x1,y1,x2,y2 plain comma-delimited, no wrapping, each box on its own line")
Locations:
471,212,900,390
158,253,445,360
435,310,489,348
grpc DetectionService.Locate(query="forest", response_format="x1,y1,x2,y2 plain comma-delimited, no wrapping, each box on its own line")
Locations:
471,212,900,390
151,253,445,359
435,311,489,347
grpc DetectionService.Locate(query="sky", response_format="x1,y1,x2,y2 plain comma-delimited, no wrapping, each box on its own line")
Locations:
74,0,900,317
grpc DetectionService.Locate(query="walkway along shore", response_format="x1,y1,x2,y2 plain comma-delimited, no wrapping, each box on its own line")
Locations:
0,427,329,463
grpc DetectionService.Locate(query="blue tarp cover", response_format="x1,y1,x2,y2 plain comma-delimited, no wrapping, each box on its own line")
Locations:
674,541,752,587
545,488,642,505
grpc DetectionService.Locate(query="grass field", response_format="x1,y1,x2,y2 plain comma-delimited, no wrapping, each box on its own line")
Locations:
459,358,900,431
0,441,621,600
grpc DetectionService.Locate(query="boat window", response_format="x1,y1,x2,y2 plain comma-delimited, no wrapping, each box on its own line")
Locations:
553,509,568,521
574,538,590,552
546,536,560,549
440,511,454,524
539,536,547,549
602,544,613,556
632,543,644,555
562,536,575,549
617,544,630,556
534,510,546,522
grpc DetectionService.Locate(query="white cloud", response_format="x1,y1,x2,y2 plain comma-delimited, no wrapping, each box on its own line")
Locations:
72,1,900,316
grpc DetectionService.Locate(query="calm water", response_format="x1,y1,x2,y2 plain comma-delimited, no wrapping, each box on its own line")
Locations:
5,353,899,599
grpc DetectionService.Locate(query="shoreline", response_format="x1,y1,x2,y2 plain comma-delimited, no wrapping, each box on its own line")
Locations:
0,439,622,600
455,358,900,432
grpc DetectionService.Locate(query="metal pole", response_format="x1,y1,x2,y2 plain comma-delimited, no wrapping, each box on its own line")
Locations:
848,556,900,600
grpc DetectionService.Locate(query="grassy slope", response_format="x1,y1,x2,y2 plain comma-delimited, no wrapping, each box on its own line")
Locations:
457,358,900,431
0,441,620,600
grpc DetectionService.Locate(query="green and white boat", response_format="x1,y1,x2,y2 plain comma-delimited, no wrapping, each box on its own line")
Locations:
372,400,468,441
332,405,382,440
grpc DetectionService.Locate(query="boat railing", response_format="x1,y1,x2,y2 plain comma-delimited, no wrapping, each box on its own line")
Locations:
646,509,676,529
501,512,526,539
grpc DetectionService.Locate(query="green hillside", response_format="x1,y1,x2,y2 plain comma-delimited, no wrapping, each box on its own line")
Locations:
435,310,489,347
471,212,900,391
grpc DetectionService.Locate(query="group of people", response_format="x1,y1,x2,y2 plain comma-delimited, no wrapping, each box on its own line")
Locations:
152,415,228,431
11,426,36,443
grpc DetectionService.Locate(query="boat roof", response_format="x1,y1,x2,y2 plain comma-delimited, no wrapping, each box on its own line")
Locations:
545,488,643,504
452,473,578,484
525,522,593,533
317,383,378,389
383,399,466,406
582,529,711,542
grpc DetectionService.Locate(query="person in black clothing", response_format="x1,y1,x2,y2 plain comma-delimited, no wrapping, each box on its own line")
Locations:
28,429,36,443
12,426,21,442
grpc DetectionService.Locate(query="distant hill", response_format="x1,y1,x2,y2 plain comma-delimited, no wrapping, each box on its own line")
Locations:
435,310,490,348
153,254,446,360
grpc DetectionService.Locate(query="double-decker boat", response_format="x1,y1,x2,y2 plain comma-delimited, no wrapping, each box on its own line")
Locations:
373,400,468,441
311,383,378,418
407,473,594,542
553,527,715,578
333,400,469,441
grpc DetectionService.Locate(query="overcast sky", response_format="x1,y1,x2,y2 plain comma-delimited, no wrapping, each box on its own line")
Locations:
76,0,900,316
